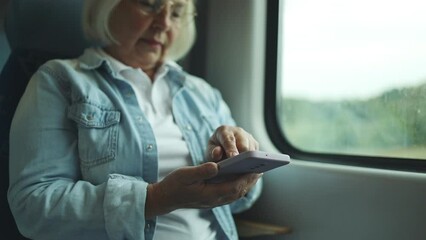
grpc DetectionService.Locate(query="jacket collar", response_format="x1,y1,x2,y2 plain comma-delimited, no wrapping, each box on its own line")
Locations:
78,48,185,84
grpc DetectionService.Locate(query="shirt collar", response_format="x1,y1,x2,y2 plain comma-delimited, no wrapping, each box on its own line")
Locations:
78,47,184,80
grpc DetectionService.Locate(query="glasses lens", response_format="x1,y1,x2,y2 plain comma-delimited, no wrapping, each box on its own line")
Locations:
137,0,197,26
137,0,166,14
170,1,197,25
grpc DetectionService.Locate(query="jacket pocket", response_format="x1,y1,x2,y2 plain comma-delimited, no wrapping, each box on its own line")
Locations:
68,102,121,168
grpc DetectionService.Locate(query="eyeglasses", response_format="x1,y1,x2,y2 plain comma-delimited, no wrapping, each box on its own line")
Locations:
135,0,197,26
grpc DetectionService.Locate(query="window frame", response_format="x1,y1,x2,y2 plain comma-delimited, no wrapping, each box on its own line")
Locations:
264,0,426,173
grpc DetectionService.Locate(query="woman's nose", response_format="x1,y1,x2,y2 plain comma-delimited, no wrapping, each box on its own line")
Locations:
151,3,173,30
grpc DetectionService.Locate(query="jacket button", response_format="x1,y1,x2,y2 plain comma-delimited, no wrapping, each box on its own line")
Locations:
86,114,94,121
146,144,153,151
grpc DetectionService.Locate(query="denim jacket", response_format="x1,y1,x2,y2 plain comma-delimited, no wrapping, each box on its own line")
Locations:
8,49,262,240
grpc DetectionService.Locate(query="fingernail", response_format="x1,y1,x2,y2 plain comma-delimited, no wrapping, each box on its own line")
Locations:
207,163,218,175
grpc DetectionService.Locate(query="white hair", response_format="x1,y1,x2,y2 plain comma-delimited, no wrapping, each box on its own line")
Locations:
82,0,197,61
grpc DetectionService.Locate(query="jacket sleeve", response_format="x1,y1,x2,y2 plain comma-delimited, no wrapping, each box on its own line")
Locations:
5,0,93,57
229,178,263,214
8,67,149,240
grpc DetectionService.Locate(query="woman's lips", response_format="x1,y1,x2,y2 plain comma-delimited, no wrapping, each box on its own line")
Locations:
143,39,163,48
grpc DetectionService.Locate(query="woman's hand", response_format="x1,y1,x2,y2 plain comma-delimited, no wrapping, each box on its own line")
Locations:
206,125,260,162
144,125,261,219
145,162,262,219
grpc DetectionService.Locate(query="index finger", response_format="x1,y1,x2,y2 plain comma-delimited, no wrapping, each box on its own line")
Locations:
214,126,239,158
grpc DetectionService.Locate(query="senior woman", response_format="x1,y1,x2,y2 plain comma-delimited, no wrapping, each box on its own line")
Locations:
7,0,263,239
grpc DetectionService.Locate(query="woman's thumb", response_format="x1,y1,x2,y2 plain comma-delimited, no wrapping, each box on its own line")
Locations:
180,162,219,184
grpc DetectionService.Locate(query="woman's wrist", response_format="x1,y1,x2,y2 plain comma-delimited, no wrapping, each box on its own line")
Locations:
145,182,175,219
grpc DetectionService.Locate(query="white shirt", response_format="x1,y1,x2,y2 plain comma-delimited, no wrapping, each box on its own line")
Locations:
96,49,218,240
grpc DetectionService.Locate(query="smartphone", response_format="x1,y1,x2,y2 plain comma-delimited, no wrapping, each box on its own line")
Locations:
206,150,290,183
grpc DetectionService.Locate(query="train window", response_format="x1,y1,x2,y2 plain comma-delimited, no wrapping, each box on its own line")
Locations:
269,0,426,166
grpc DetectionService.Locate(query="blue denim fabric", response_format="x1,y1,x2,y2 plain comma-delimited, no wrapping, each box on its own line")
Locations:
8,49,262,240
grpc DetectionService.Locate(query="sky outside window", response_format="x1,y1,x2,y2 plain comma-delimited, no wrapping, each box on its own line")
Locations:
277,0,426,159
280,0,426,101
